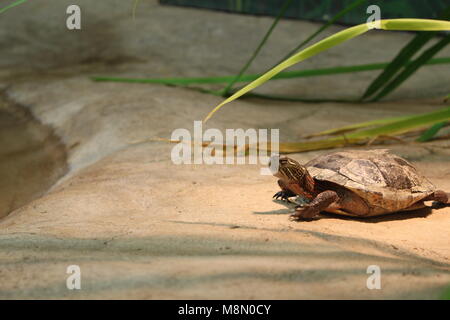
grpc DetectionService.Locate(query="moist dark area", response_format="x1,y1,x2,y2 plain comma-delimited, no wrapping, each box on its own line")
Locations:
0,92,67,218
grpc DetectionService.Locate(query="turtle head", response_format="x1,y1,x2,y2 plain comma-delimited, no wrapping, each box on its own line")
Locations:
270,156,316,196
272,156,308,183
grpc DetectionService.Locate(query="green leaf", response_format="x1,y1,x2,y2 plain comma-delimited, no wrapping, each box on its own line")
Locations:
91,57,450,86
371,34,450,101
204,23,370,122
362,6,450,101
275,107,450,153
416,121,448,142
361,32,435,100
132,0,141,20
222,0,293,95
277,0,367,64
305,114,416,138
441,286,450,300
241,92,355,103
0,0,27,14
204,19,450,122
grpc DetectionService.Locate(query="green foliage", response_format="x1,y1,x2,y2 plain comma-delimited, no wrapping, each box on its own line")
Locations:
222,0,294,96
204,19,450,122
91,57,450,86
95,2,450,152
416,121,448,142
98,3,450,106
441,285,450,300
0,0,27,14
370,34,450,101
275,107,450,153
268,0,366,72
361,32,436,101
362,7,450,101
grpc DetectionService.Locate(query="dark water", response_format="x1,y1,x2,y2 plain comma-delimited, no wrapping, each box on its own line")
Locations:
0,94,67,219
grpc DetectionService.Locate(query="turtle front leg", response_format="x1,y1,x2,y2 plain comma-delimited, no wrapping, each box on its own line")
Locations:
291,190,339,220
273,179,296,201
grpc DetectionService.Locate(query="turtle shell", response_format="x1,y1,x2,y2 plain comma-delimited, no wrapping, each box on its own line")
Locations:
306,149,436,215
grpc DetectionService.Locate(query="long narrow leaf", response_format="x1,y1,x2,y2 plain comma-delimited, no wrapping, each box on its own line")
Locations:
90,57,450,86
153,108,450,154
241,92,355,103
0,0,27,14
132,0,140,20
372,34,450,101
222,0,293,95
277,0,366,64
361,32,435,100
92,56,450,85
204,19,450,122
276,107,450,153
362,6,450,101
204,23,369,122
416,121,448,142
304,114,416,138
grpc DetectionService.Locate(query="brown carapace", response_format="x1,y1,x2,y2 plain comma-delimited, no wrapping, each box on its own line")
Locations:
272,149,449,220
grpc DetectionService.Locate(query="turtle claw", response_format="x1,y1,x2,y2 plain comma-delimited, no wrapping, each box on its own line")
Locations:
290,213,314,222
273,191,291,201
291,206,316,221
289,207,304,221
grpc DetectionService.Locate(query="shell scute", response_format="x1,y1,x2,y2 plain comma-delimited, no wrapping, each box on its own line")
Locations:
339,159,386,187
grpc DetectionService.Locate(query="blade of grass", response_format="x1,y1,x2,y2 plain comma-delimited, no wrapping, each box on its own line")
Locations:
371,34,450,101
132,0,140,20
152,107,450,154
276,106,450,153
277,0,367,64
361,32,436,100
229,0,367,98
242,92,356,103
204,19,450,122
416,121,448,142
362,6,450,101
204,23,370,122
92,56,450,85
222,0,293,96
0,0,27,14
90,57,450,85
304,114,417,138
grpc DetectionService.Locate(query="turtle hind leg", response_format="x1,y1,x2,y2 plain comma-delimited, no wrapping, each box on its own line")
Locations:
432,190,449,204
424,190,449,203
425,190,449,207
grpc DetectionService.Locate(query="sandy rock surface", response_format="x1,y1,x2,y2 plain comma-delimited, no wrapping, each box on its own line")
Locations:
0,0,449,299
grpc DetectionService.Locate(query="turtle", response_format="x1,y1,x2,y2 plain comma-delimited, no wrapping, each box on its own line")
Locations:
270,149,449,220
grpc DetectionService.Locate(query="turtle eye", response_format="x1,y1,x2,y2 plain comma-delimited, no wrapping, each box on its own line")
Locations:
279,157,289,165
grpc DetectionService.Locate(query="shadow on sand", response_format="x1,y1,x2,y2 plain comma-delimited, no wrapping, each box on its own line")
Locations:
253,199,443,223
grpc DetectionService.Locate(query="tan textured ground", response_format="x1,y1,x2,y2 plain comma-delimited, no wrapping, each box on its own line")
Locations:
0,0,449,299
